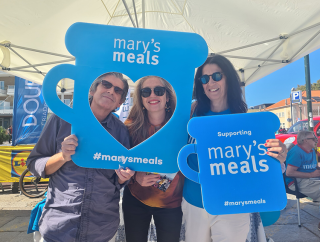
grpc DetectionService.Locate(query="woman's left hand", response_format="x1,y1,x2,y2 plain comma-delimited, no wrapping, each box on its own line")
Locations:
265,139,287,163
115,168,135,184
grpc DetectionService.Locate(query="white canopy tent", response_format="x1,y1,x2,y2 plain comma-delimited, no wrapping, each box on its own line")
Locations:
1,0,320,94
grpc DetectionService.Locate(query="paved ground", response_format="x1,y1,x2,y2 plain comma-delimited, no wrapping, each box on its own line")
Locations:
0,187,320,242
0,189,43,242
265,194,320,242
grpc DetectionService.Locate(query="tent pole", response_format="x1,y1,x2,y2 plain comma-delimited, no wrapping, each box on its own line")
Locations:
289,29,320,61
61,79,65,103
289,21,320,37
245,39,287,83
217,21,320,55
7,69,47,74
9,58,75,71
132,0,139,28
142,0,145,28
216,37,279,54
221,55,283,63
240,69,246,103
242,62,279,71
8,47,44,76
122,0,136,28
304,55,313,131
0,43,74,59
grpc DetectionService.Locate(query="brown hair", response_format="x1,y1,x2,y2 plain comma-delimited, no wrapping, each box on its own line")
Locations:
125,76,176,147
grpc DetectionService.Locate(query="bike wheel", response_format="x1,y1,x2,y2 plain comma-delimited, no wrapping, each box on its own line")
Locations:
19,168,48,198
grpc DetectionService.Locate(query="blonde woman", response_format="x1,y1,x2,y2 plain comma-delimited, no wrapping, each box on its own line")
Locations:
123,76,184,242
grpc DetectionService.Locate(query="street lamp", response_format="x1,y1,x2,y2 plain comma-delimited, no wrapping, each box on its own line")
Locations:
290,87,295,125
299,102,302,120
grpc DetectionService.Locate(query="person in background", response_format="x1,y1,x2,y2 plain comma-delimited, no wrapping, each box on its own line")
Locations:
123,76,183,242
285,130,320,230
183,55,288,242
7,125,12,143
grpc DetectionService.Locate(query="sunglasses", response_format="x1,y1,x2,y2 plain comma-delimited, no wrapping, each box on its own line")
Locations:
306,137,318,142
140,86,166,98
199,72,223,84
101,80,124,96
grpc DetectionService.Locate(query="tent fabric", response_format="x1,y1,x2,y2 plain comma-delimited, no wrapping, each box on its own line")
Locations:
0,0,320,89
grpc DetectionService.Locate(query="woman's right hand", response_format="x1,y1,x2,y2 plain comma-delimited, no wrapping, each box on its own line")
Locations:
135,172,160,187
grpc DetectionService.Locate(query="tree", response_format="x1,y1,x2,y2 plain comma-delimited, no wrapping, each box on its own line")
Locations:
296,79,320,91
0,126,9,144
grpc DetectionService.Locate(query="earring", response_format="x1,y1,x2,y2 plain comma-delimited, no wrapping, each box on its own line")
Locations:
143,106,145,110
165,103,171,112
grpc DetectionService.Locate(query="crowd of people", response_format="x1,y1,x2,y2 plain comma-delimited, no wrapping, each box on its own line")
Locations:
277,128,287,134
27,55,288,242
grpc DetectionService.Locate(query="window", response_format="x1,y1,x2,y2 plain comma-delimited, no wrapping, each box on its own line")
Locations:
64,99,71,106
0,81,4,90
282,112,285,117
288,120,320,133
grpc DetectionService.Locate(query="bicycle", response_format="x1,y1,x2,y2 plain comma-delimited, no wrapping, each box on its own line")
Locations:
19,168,48,198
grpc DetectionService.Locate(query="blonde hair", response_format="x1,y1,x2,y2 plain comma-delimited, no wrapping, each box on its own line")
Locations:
125,76,176,146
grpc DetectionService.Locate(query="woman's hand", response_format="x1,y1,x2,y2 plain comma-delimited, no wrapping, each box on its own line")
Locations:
115,168,135,184
265,139,287,163
135,172,160,187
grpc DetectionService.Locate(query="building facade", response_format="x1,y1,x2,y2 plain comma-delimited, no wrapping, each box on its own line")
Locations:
264,90,320,129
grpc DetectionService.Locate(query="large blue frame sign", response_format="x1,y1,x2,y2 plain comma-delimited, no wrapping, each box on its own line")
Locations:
178,112,287,215
42,23,208,173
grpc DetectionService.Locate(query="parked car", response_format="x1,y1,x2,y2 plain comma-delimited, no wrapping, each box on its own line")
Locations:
275,116,320,157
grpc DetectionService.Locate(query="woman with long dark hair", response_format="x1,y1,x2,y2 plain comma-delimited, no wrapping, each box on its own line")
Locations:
183,55,287,242
123,76,184,242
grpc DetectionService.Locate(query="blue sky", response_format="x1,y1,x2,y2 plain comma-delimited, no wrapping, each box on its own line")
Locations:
246,48,320,108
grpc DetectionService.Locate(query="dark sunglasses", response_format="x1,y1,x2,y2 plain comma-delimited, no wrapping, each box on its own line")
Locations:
101,80,124,96
306,137,318,142
199,72,223,84
140,86,166,98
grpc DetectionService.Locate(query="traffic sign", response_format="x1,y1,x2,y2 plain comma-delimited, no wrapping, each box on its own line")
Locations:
291,91,302,103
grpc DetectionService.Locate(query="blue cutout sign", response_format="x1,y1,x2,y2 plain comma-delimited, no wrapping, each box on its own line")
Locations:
42,23,208,173
178,112,287,215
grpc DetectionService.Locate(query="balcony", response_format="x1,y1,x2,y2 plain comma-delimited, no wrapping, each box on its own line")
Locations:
0,102,12,114
7,85,14,96
0,89,6,97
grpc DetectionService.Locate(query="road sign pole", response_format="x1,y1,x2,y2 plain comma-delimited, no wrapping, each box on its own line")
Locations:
299,103,302,120
290,92,293,125
304,55,313,131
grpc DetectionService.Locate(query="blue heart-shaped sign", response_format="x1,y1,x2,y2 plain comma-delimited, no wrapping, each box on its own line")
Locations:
42,23,208,173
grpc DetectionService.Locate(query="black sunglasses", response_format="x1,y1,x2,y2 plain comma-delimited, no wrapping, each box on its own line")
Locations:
101,80,124,96
140,86,166,98
199,72,223,84
306,137,318,142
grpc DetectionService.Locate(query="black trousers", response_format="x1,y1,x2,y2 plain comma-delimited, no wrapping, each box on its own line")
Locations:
122,186,182,242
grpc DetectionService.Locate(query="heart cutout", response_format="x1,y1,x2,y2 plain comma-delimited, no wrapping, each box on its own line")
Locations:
88,72,176,150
